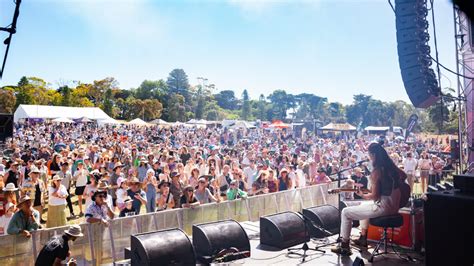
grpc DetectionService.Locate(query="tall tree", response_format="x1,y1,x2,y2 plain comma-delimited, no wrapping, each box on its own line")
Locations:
57,86,72,106
241,89,251,121
166,69,190,103
102,89,114,116
0,88,16,113
267,90,292,120
214,90,238,110
257,94,267,120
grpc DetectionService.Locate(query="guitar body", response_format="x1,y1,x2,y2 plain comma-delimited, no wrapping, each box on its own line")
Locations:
398,181,411,208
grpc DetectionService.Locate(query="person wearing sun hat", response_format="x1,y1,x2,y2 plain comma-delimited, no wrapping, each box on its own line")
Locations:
7,194,40,237
118,196,137,217
47,175,68,228
35,224,83,266
0,202,15,235
85,180,114,226
127,177,147,214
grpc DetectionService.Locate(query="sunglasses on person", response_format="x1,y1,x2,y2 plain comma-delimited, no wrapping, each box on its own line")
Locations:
186,189,194,192
97,194,107,198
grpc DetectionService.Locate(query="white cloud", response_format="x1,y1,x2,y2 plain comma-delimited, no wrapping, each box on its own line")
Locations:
228,0,322,14
58,0,165,41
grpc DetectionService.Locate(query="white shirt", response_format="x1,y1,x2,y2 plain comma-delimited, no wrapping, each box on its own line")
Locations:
243,166,257,185
74,169,89,187
0,215,13,235
403,158,418,174
116,188,127,204
48,185,68,206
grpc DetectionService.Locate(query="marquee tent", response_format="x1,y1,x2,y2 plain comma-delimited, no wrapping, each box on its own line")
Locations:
52,117,74,123
14,104,112,122
320,123,356,131
128,118,149,126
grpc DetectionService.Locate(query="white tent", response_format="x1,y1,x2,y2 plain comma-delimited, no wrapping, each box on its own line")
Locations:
14,104,112,122
228,120,256,129
128,118,149,126
149,118,170,125
52,117,74,123
97,118,120,126
321,123,356,131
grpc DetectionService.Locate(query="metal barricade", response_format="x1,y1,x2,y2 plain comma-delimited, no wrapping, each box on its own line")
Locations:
0,182,338,265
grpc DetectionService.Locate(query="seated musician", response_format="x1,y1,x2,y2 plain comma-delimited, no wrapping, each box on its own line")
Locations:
331,143,402,256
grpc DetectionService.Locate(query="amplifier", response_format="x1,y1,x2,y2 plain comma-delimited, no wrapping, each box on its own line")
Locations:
453,174,474,193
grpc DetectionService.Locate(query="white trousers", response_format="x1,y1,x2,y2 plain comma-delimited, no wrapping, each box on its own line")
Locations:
340,188,401,241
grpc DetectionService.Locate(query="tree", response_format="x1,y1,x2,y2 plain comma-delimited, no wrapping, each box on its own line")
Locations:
166,69,190,103
346,94,372,128
89,77,119,105
166,94,187,122
268,90,293,120
0,88,16,113
57,86,72,106
241,89,251,121
102,89,114,116
135,80,168,100
257,94,267,120
214,90,238,110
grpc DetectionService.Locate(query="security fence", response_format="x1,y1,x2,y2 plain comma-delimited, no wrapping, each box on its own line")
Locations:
0,182,338,266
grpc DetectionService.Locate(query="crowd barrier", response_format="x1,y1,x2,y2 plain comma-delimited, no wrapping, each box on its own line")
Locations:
0,182,338,266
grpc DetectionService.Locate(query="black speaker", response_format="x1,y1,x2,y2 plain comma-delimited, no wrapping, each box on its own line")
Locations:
395,0,439,108
260,211,308,249
130,228,195,266
192,220,250,263
425,190,474,266
303,205,340,238
0,114,13,142
450,139,460,160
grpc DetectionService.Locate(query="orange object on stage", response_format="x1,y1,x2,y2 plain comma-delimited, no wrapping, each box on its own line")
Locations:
367,207,424,249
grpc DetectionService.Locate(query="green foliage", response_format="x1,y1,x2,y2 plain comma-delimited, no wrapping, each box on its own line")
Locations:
241,89,251,121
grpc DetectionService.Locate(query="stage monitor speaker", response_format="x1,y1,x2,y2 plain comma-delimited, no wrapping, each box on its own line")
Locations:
130,228,195,266
0,114,13,142
425,190,474,266
192,219,250,264
303,205,340,238
260,211,308,249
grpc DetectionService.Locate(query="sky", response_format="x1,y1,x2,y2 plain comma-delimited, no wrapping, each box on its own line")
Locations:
0,0,458,105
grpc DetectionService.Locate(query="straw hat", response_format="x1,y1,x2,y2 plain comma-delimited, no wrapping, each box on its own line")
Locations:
52,175,63,181
97,180,110,191
64,225,84,237
28,166,41,176
3,183,18,192
113,162,123,170
158,180,171,189
4,202,15,211
17,195,32,207
128,177,141,185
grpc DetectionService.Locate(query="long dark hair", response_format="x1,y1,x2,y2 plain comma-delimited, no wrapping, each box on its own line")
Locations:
368,143,399,183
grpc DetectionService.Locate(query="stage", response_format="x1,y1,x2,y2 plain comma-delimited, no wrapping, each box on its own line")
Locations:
218,221,425,265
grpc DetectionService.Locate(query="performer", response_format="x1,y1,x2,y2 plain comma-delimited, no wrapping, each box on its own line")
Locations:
331,143,401,255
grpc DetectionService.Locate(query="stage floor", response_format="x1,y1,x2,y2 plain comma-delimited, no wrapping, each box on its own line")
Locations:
222,221,425,266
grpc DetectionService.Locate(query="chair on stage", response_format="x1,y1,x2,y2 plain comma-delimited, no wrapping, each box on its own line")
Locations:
368,214,404,263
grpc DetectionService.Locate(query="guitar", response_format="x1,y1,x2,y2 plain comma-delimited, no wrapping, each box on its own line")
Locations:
327,187,370,194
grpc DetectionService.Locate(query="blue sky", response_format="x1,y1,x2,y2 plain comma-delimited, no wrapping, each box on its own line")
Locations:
0,0,457,104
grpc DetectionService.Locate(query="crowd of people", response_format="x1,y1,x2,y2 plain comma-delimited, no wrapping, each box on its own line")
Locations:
0,121,456,237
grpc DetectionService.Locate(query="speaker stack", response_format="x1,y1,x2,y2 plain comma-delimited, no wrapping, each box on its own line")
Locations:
260,211,309,249
0,114,13,142
395,0,439,108
302,205,340,238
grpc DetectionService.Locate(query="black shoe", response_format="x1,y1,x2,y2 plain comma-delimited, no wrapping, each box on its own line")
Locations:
67,214,76,220
331,242,352,256
351,235,368,248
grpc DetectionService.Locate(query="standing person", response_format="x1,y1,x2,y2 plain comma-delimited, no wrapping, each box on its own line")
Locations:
24,167,47,223
350,167,369,200
4,161,20,199
85,185,114,226
109,163,123,209
217,165,232,200
180,185,200,208
47,175,68,228
119,197,137,217
0,202,15,235
144,169,157,213
83,173,99,210
73,161,88,216
156,180,175,211
169,172,184,208
267,169,279,193
278,168,293,191
7,195,40,237
417,152,431,193
115,177,128,211
35,225,83,266
194,177,219,204
402,152,417,191
313,168,332,184
127,177,147,214
331,143,402,256
58,162,75,220
243,160,257,190
226,180,248,200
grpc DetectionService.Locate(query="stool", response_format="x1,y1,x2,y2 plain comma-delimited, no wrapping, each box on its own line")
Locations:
368,214,403,262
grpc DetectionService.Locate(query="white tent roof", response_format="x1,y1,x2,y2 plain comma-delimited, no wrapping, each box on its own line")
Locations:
52,117,74,123
128,118,148,125
321,123,356,131
96,118,120,125
149,118,170,125
14,104,112,122
187,119,208,125
364,126,390,131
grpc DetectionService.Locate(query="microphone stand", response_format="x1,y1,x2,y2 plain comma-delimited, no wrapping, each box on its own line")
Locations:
287,212,325,263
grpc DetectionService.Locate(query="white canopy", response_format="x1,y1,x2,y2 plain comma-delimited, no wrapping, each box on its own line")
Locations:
364,126,390,131
52,117,74,123
228,120,256,129
14,104,112,122
187,119,208,125
321,123,356,131
128,118,149,126
149,118,170,125
96,118,120,125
